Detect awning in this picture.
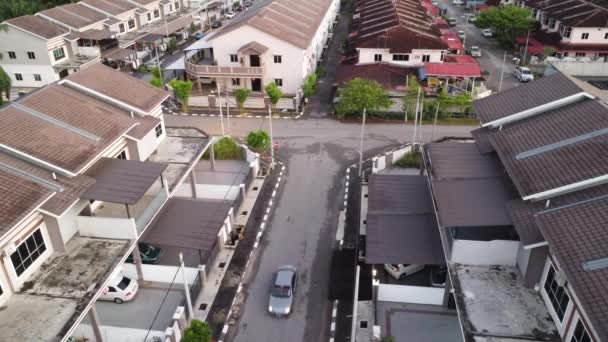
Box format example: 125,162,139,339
82,158,167,204
366,213,445,264
142,198,233,260
150,15,193,36
102,47,136,60
137,33,165,43
79,29,115,40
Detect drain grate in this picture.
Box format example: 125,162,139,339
219,262,226,268
360,321,368,329
199,303,208,310
253,186,259,191
241,211,248,215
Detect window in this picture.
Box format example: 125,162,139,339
7,51,16,59
275,78,283,86
155,124,163,138
232,78,240,86
116,150,127,159
570,319,591,342
230,54,238,63
53,47,65,61
175,1,180,9
548,18,556,29
542,15,549,26
119,23,125,33
147,13,152,21
154,9,160,18
27,51,35,59
15,73,23,81
605,32,608,39
273,55,282,63
34,74,41,82
561,25,572,38
392,54,409,61
581,32,589,40
543,264,570,322
532,9,538,18
78,39,94,47
169,4,173,11
10,229,46,277
374,54,382,62
575,52,586,57
128,19,135,29
422,54,431,62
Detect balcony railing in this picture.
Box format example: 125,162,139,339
185,61,264,78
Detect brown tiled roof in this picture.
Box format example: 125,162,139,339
334,63,416,90
130,0,159,4
535,197,608,342
210,0,333,49
66,63,170,113
127,115,161,140
38,3,107,29
357,26,448,53
470,127,495,154
80,0,138,16
473,72,583,125
5,15,68,39
426,142,504,180
490,99,608,197
524,0,608,27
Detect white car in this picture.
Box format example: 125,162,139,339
481,29,494,38
99,275,138,304
226,11,236,19
431,0,438,4
457,30,465,40
469,46,481,57
515,66,534,82
384,264,425,280
452,0,464,4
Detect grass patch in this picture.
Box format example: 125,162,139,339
394,151,421,168
203,137,243,160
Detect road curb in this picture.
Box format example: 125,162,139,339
163,107,302,120
329,299,339,342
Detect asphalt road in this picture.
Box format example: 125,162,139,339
165,114,475,342
441,0,521,92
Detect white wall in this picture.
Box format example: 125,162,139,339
57,199,89,243
76,216,139,240
357,48,444,66
123,263,199,284
569,27,608,44
516,242,531,277
377,284,445,305
136,120,164,161
174,183,240,200
451,239,519,266
548,57,608,76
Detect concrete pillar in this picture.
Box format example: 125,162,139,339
42,215,66,254
209,143,216,170
172,306,187,334
132,243,145,282
165,327,177,342
189,170,198,199
89,304,105,342
239,183,246,201
198,264,207,285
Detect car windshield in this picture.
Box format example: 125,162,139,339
271,285,291,298
117,277,131,290
521,69,531,74
140,245,155,255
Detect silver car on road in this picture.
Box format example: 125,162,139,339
268,265,297,317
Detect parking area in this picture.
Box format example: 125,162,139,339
439,0,521,92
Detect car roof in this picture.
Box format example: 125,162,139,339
275,267,295,286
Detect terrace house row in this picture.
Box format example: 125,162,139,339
0,64,259,341
0,0,197,89
363,72,608,342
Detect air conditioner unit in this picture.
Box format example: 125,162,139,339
555,269,567,287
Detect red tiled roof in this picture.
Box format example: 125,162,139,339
444,55,476,64
441,30,463,51
516,37,545,54
335,63,417,89
424,62,481,77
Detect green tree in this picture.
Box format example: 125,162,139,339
169,79,193,112
189,22,197,34
335,78,392,117
150,66,162,79
182,319,211,342
403,75,422,120
0,23,12,104
246,130,270,150
475,5,535,47
234,88,251,112
203,137,242,160
167,38,178,53
149,77,162,88
302,73,317,98
265,82,283,109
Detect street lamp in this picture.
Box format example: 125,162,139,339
358,107,366,177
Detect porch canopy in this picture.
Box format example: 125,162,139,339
102,47,136,60
82,157,167,204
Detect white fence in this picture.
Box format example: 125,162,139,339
451,239,519,266
123,263,200,285
377,284,445,305
71,324,165,342
372,145,413,174
547,57,608,77
76,216,138,240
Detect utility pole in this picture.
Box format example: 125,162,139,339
522,30,530,66
412,87,421,145
268,104,274,169
358,107,367,177
217,82,225,136
179,253,194,319
499,51,507,92
431,100,440,142
225,85,231,135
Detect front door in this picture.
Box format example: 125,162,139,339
249,55,260,67
251,78,262,92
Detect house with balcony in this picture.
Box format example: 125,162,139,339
518,0,608,59
183,0,340,97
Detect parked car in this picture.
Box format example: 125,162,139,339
430,266,448,288
467,15,477,23
99,274,138,304
515,66,534,82
268,265,297,317
384,264,425,280
244,0,253,7
481,28,494,38
469,46,481,57
193,32,205,40
226,11,236,19
126,243,164,264
211,20,222,28
448,17,457,26
457,30,465,40
452,0,464,4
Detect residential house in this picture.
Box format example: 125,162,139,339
184,0,341,96
518,0,608,59
0,64,260,341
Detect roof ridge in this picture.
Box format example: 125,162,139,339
0,160,64,192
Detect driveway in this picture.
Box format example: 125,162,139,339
440,0,521,92
166,114,475,342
